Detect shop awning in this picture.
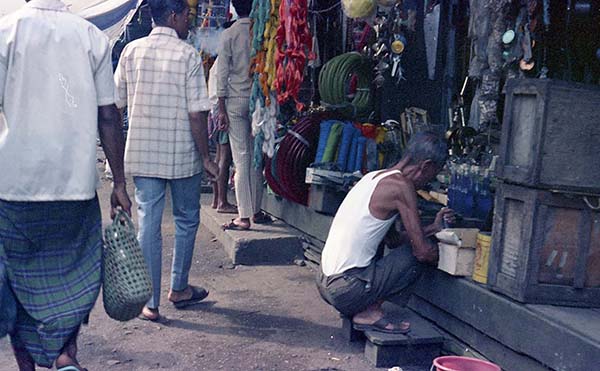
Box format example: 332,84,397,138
0,0,143,42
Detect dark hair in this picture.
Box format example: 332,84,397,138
148,0,187,25
231,0,252,16
404,131,448,167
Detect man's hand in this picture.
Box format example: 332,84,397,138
203,158,219,181
217,109,230,131
433,207,456,233
415,242,439,265
110,183,132,219
217,97,229,131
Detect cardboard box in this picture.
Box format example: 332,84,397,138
437,243,476,276
435,228,480,248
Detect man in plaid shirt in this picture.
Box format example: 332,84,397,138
114,0,218,321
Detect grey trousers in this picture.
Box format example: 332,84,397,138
316,246,424,316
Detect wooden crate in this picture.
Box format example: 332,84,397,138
488,183,600,306
497,78,600,194
307,184,346,215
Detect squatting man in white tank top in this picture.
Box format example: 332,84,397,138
317,132,455,334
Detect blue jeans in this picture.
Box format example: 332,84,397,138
134,174,202,309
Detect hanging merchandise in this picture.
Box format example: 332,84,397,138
318,52,374,120
249,0,282,168
423,0,441,80
342,0,376,19
249,0,271,113
388,2,410,84
266,0,282,90
265,114,331,205
274,0,314,111
251,93,279,166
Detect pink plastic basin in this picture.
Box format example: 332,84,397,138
433,356,502,371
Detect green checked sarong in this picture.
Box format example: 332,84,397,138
0,197,102,368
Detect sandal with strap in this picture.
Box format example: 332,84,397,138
353,317,411,334
170,286,209,309
222,219,250,230
253,212,273,224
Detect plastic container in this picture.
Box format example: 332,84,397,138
432,356,501,371
472,232,492,284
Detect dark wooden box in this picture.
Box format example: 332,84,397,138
308,184,345,215
488,182,600,306
497,78,600,194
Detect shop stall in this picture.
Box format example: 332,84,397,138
221,0,600,369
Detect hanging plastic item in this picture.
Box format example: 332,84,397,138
341,0,376,19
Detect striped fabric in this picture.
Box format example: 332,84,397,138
0,197,102,367
226,97,264,219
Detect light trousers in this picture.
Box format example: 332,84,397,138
226,97,264,219
133,173,202,309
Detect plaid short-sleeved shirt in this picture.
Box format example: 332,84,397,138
114,27,210,179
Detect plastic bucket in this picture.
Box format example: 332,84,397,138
472,232,491,284
432,356,501,371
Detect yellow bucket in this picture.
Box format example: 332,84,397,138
472,232,492,284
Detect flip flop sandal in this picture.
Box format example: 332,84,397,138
253,212,273,224
222,219,250,230
353,318,411,334
57,366,87,371
217,205,238,214
171,286,209,309
138,308,161,322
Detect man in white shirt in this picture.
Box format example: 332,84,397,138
217,0,272,230
0,0,131,370
317,132,453,334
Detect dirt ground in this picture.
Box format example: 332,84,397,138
0,171,403,371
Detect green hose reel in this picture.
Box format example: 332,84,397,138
318,52,374,121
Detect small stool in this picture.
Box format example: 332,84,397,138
362,314,444,368
340,315,365,343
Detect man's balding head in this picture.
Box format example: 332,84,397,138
404,131,448,168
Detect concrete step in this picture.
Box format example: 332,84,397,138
200,195,304,265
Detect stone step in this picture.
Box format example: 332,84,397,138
200,195,304,265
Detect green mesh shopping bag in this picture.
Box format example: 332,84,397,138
102,209,152,321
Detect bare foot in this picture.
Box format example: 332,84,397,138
211,199,218,209
216,203,237,214
55,336,86,371
56,354,85,371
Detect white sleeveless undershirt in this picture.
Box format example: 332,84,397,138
321,170,401,276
